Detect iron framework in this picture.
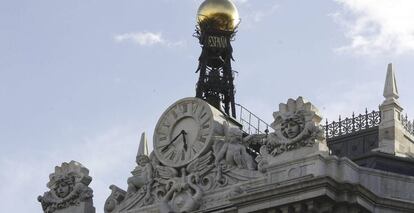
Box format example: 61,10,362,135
194,22,237,118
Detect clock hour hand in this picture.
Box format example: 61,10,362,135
182,130,188,151
161,130,185,152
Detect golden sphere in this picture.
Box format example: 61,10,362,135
197,0,240,31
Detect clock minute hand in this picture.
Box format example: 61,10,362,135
161,130,185,152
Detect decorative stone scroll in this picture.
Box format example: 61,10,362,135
38,161,95,213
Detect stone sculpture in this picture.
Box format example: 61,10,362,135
264,97,324,155
157,151,213,213
159,171,204,212
102,97,330,212
213,122,255,171
126,133,154,204
255,97,326,172
38,161,95,213
104,133,158,212
104,123,263,212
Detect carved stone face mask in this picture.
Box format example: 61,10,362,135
282,120,301,139
55,181,71,198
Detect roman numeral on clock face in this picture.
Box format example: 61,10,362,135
191,102,199,115
157,130,168,142
172,101,192,118
199,111,207,120
179,102,188,114
166,150,176,161
201,118,210,129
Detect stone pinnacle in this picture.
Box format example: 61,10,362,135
383,63,399,101
137,132,148,157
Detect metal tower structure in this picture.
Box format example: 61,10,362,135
194,0,240,118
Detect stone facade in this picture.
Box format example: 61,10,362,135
38,64,414,213
101,94,414,213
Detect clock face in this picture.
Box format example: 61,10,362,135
153,98,217,168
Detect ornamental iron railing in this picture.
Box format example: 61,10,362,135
401,114,414,137
235,103,270,135
324,109,381,139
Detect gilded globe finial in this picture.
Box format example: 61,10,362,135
197,0,240,31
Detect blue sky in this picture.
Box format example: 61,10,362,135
1,0,414,212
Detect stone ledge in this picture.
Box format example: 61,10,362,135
54,202,95,213
230,176,414,213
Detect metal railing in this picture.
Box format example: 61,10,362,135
235,103,271,135
401,114,414,137
324,109,381,139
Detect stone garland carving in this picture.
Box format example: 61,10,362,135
105,126,262,213
38,161,94,213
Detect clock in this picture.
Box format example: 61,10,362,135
153,97,228,168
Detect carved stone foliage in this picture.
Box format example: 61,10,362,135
105,124,263,213
38,161,94,213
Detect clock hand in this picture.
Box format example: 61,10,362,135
161,130,185,152
182,130,188,151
